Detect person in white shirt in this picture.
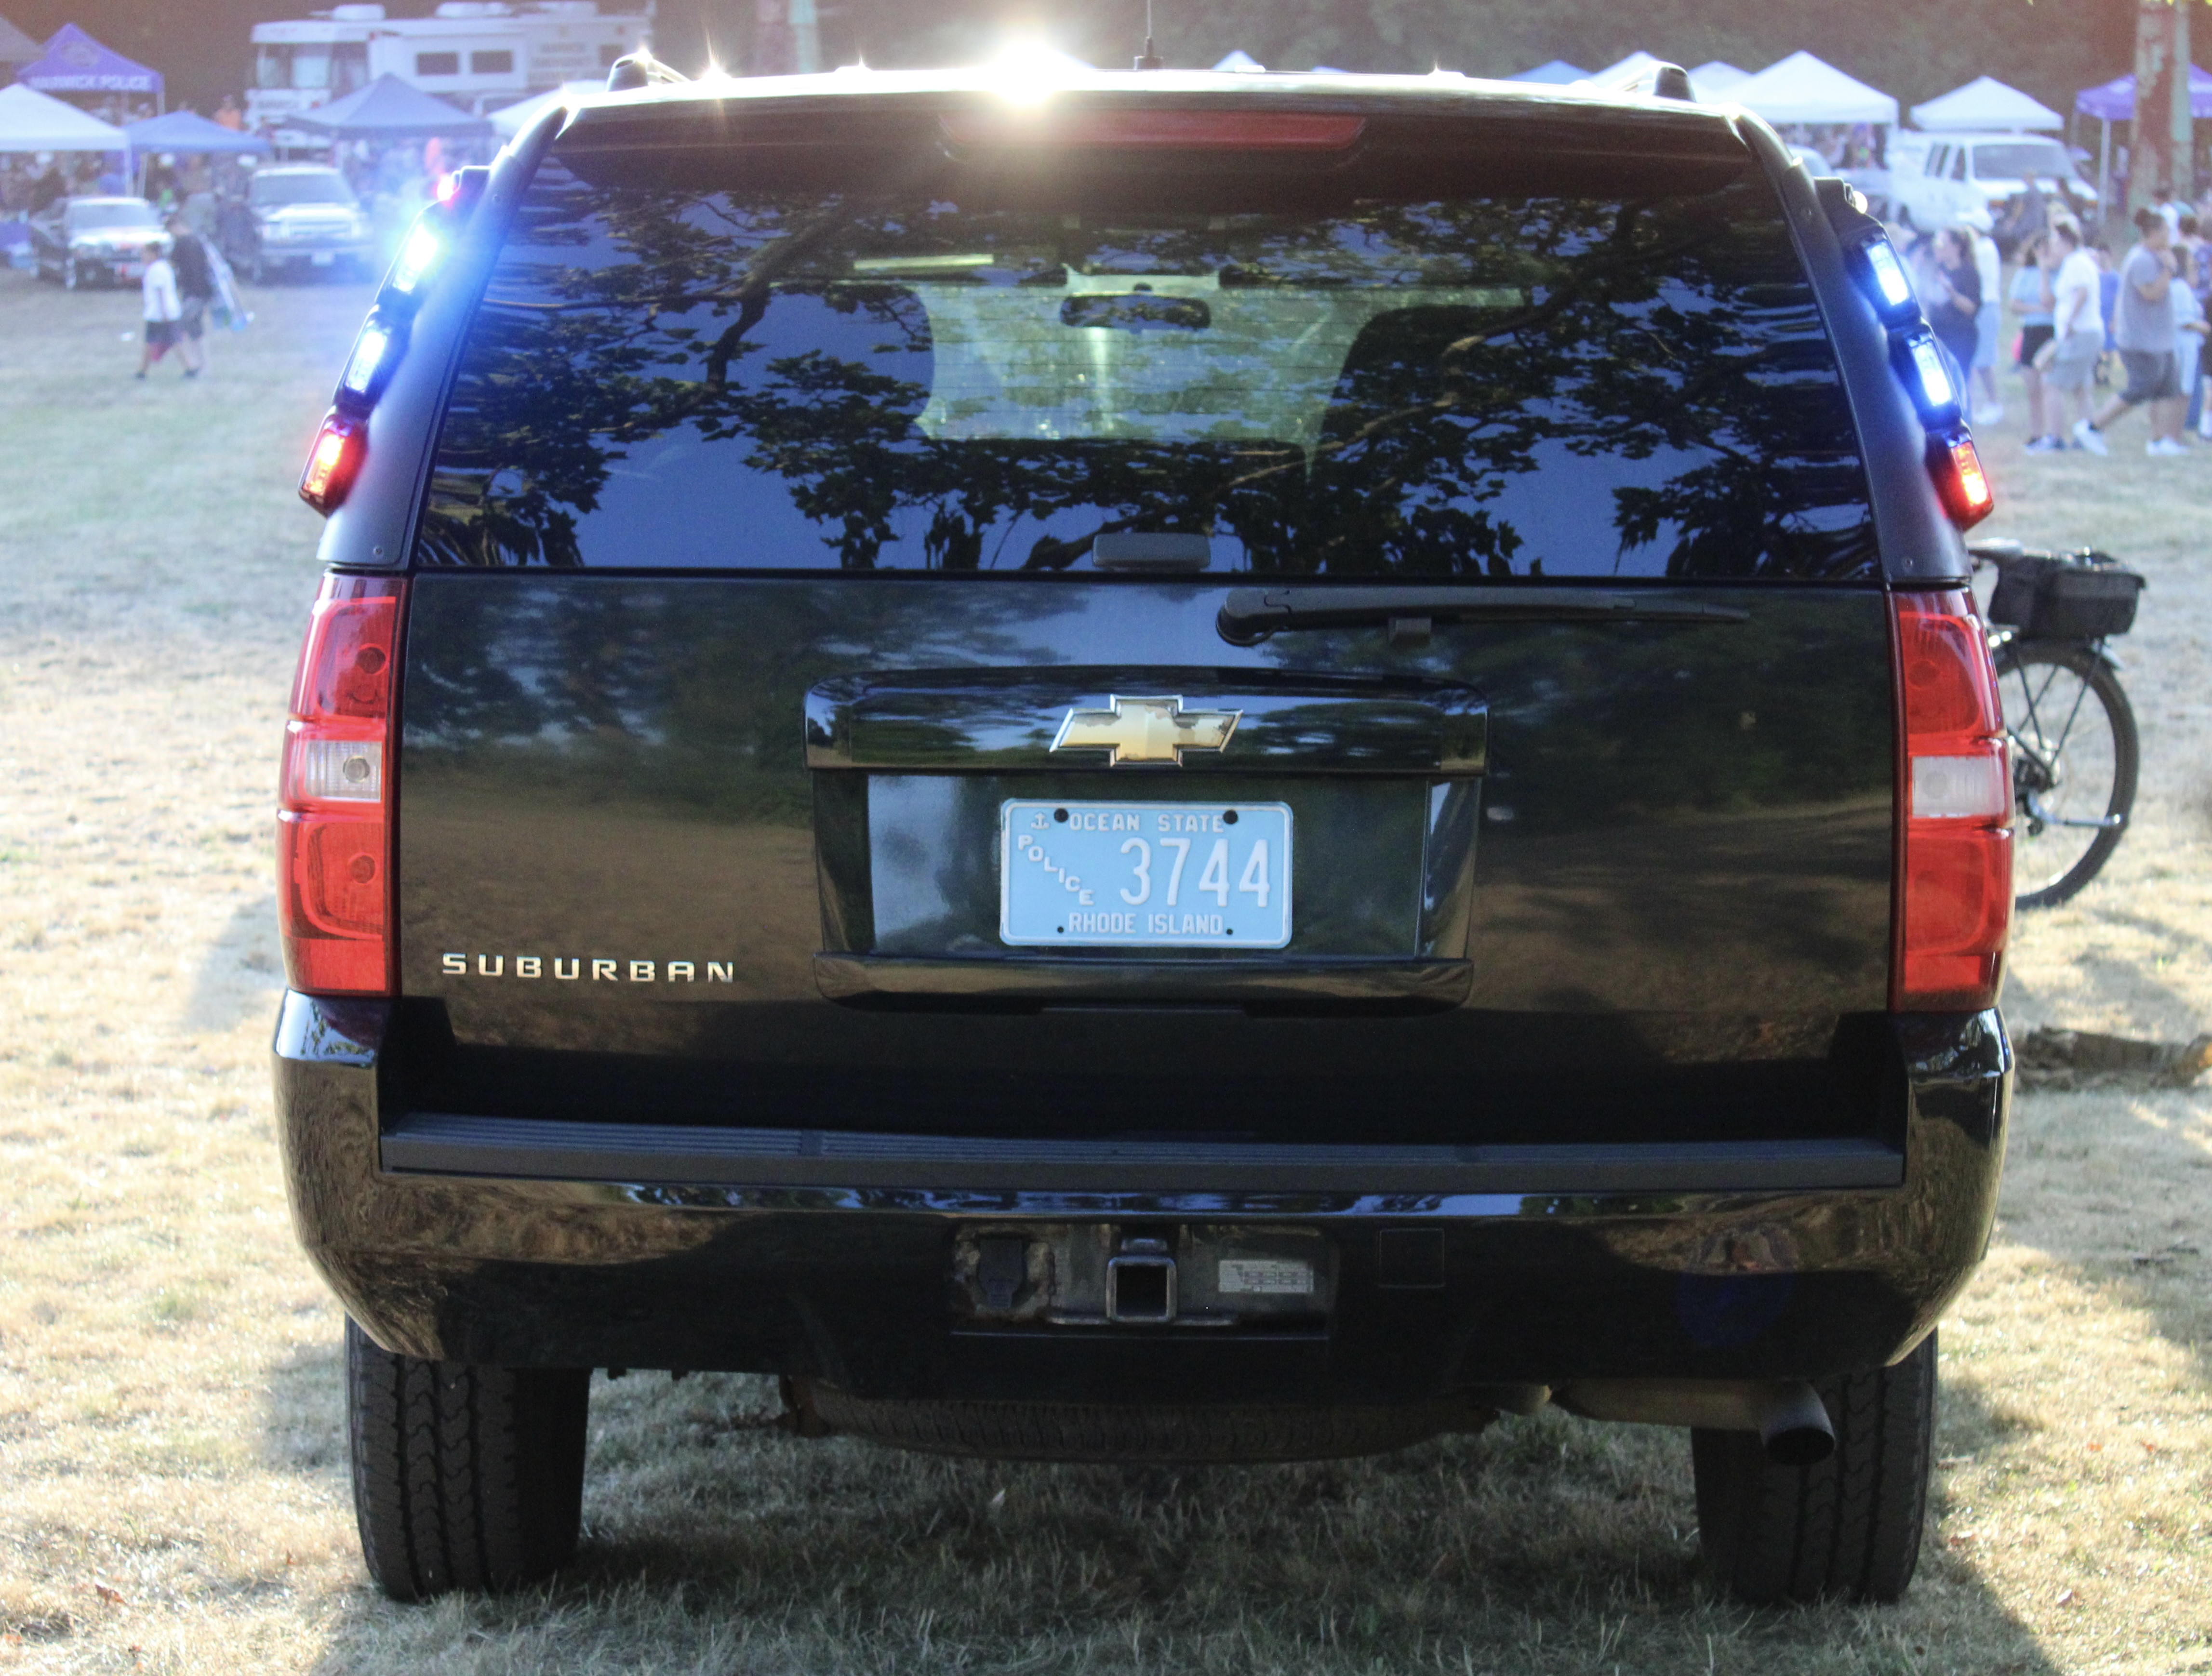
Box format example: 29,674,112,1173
1970,225,2004,425
2172,277,2208,439
135,241,191,380
2036,220,2103,444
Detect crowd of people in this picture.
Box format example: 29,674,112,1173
1891,193,2212,459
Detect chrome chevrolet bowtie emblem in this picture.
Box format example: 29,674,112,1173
1051,695,1241,765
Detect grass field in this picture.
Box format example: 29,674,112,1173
0,263,2208,1675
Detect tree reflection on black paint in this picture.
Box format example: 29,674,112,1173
415,161,1877,579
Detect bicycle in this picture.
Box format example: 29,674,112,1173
1967,540,2145,909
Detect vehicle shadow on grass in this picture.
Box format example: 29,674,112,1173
179,894,283,1036
300,1367,2067,1675
2000,1084,2212,1389
258,1335,347,1480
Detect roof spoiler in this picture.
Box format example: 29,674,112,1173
607,47,690,93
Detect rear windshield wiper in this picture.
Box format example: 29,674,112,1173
1217,586,1752,645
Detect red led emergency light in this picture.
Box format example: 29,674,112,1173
1928,431,1994,528
941,109,1367,151
299,412,366,514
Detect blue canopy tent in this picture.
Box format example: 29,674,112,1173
289,74,491,140
125,109,271,156
2072,65,2212,213
125,109,270,202
17,23,161,114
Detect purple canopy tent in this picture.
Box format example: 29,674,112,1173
2073,65,2212,210
2073,65,2212,123
17,23,162,114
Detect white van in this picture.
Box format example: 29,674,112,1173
1888,131,2097,246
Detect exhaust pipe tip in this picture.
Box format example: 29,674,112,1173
1759,1382,1836,1466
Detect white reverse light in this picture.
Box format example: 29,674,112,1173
1911,752,2009,821
289,735,383,802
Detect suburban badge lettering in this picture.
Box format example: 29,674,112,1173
440,952,733,982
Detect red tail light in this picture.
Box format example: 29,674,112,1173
279,574,403,995
1892,590,2012,1011
941,110,1366,151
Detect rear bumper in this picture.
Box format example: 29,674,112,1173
275,992,2009,1402
258,241,374,264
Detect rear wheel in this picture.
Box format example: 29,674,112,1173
1995,642,2137,908
1692,1333,1936,1604
344,1318,590,1601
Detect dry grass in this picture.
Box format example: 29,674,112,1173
0,265,2209,1674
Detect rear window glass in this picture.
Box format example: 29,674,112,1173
416,131,1877,579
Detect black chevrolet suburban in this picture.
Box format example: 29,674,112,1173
274,58,2014,1607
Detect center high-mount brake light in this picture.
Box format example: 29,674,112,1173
1892,590,2012,1011
941,109,1367,150
279,573,404,996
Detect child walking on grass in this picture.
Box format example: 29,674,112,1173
134,240,194,381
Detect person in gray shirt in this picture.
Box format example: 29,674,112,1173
2078,208,2187,455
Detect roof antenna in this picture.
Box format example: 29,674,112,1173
1134,0,1162,69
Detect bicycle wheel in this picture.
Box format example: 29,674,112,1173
1992,641,2138,908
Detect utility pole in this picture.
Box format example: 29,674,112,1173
2129,0,2192,216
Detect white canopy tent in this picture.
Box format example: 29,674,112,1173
0,81,127,153
1909,75,2063,133
1212,50,1266,73
1689,60,1751,100
1730,51,1898,126
490,80,604,139
1510,59,1587,85
1582,51,1665,87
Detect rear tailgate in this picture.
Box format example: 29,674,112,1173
390,93,1898,1153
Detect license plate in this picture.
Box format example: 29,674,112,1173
999,799,1292,948
310,252,335,266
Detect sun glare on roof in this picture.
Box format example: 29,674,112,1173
984,40,1093,103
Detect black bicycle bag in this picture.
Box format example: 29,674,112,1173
1987,549,2145,639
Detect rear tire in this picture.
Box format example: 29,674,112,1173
1692,1332,1936,1604
344,1318,590,1601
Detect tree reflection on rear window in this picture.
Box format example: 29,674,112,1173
416,142,1877,579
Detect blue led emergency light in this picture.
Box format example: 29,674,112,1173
1891,327,1961,425
1843,232,1922,331
1861,240,1913,315
389,220,445,296
339,319,393,401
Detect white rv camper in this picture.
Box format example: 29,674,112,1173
247,2,648,128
